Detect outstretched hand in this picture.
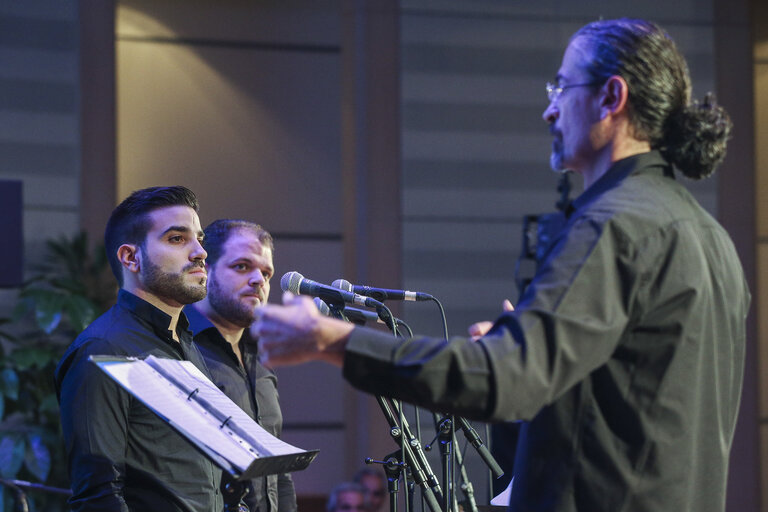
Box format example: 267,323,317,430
253,292,354,367
468,299,514,340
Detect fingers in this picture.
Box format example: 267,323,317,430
468,321,493,340
468,300,514,340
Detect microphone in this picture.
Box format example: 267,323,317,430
331,280,414,336
282,272,382,309
345,307,386,326
313,297,357,322
331,280,384,325
332,278,432,302
313,297,331,316
315,295,386,325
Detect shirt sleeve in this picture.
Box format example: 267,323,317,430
343,213,635,422
58,338,131,511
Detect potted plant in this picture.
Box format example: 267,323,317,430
0,232,116,511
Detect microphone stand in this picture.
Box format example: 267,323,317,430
330,297,439,512
376,396,443,512
455,417,504,480
434,415,458,512
390,399,444,507
366,452,406,512
223,481,249,512
452,431,479,512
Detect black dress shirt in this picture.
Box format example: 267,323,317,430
186,305,297,512
55,290,223,512
342,152,750,511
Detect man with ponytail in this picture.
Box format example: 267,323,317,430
253,18,750,512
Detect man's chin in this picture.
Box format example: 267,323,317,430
177,283,207,304
549,155,573,174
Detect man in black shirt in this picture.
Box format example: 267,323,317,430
55,186,223,511
186,219,296,512
252,18,750,512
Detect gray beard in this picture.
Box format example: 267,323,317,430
549,146,569,174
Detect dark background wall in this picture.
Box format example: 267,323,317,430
0,0,760,508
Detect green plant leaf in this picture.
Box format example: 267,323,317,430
39,394,59,415
0,435,25,478
0,319,16,344
33,291,65,334
0,369,19,401
24,433,51,482
63,295,98,333
9,348,52,371
0,329,14,344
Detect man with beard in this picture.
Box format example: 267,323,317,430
185,219,296,512
55,186,223,511
253,18,750,512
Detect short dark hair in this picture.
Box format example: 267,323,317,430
203,219,274,267
326,482,367,512
574,18,731,179
104,186,199,286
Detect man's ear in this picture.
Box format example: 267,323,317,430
117,244,141,275
600,75,629,119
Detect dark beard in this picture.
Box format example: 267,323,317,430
207,276,255,328
142,256,207,305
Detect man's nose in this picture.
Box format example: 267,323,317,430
191,239,207,261
542,102,558,124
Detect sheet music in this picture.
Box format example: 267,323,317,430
143,356,307,457
92,355,314,475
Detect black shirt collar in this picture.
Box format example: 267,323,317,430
117,289,192,341
185,304,246,367
567,150,672,217
185,303,218,337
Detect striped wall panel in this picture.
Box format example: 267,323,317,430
0,1,81,308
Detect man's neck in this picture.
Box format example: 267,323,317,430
581,118,652,190
192,301,245,363
122,285,184,341
582,139,651,190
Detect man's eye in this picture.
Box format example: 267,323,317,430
233,263,247,271
169,235,183,243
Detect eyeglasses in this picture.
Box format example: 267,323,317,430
545,81,599,103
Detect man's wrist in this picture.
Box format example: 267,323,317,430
316,317,355,366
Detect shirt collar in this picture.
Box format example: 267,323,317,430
117,288,191,340
567,150,671,217
184,303,218,336
184,304,246,366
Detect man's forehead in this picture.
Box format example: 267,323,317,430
339,491,364,502
557,38,590,80
147,205,202,232
223,231,272,260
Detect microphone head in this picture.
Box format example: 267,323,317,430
331,278,353,292
313,297,331,316
281,271,304,294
